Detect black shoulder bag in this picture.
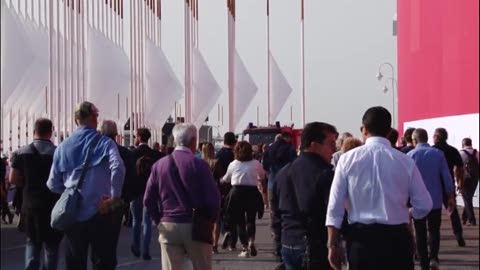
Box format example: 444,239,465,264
168,155,214,244
50,136,100,231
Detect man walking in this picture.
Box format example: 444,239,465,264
460,138,479,226
215,132,237,250
401,127,416,153
144,123,220,270
100,120,136,264
9,118,63,270
274,122,338,269
408,128,455,270
433,127,466,246
130,128,164,260
327,106,432,270
47,101,125,270
263,132,297,262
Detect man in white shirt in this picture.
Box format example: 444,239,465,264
326,106,433,270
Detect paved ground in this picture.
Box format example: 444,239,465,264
1,208,478,270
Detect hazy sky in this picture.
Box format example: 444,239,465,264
7,0,398,138
159,0,398,137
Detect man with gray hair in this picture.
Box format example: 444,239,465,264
47,101,125,270
144,123,220,270
100,120,136,264
408,128,454,270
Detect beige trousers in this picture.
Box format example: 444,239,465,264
158,222,212,270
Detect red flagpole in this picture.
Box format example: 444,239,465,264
184,0,191,123
267,0,271,125
300,0,305,127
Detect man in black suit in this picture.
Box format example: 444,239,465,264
130,128,164,260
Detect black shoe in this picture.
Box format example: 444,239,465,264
212,245,219,254
274,262,286,270
130,245,140,257
7,213,13,224
249,244,257,257
142,254,151,260
221,232,230,250
457,237,466,247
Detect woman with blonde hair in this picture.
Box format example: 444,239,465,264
201,143,223,253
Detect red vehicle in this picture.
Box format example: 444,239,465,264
242,125,302,150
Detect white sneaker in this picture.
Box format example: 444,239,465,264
238,250,250,258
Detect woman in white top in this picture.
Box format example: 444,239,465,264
221,141,265,258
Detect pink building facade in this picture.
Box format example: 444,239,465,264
398,0,479,148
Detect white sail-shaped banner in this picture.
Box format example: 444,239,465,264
9,18,49,117
0,2,35,105
269,52,293,123
233,49,258,130
86,27,130,122
145,39,183,127
192,48,222,129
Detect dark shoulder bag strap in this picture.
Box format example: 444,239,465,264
76,135,101,191
168,155,194,208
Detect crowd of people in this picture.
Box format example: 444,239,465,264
0,101,478,270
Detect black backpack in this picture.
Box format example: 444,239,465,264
462,149,479,180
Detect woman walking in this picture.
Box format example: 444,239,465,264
221,141,265,258
201,142,223,254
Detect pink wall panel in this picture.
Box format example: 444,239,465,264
397,0,479,133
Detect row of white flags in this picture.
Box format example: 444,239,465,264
1,0,294,152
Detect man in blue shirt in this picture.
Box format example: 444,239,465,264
408,128,455,270
47,101,125,270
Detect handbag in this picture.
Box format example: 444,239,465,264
168,155,214,244
50,135,100,231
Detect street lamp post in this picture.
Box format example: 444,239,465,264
376,62,397,128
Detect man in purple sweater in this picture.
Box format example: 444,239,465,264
144,123,220,270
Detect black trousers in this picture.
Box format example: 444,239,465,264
461,178,478,225
64,213,118,270
414,209,442,270
347,223,413,270
443,193,463,238
232,209,257,247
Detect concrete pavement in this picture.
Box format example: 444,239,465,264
2,208,479,270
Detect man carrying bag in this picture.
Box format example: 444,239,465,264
47,102,125,270
144,123,220,270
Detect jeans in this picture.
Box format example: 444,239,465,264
413,209,442,270
25,238,59,270
281,244,306,270
130,197,152,256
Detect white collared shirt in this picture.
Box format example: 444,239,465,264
326,137,432,229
